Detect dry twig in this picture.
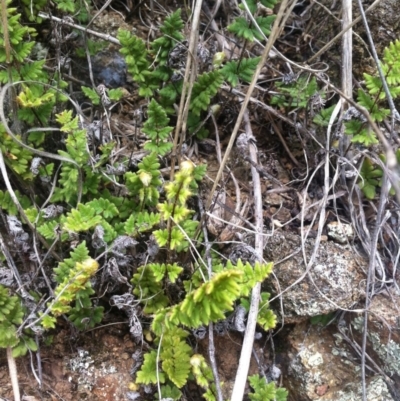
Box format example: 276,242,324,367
230,111,263,401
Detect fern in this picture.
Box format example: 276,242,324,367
0,124,34,179
125,152,163,207
0,285,37,357
0,3,36,63
151,9,184,66
43,255,100,328
149,263,183,283
160,327,192,388
271,76,320,109
190,354,218,401
221,57,261,87
159,384,182,401
136,350,166,385
81,86,101,105
154,161,201,252
37,220,64,241
344,40,400,147
238,0,278,13
358,158,384,199
248,374,288,401
190,71,224,116
225,260,273,297
124,211,160,235
228,16,276,42
131,265,170,314
168,270,242,328
50,110,97,203
118,30,151,84
0,190,31,216
142,99,174,155
63,204,103,232
0,286,24,348
44,242,104,330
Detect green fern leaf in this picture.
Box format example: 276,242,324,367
221,57,260,87
159,384,182,401
144,141,173,155
161,328,192,388
131,265,170,313
169,227,186,250
0,189,30,215
54,242,90,282
170,270,243,327
158,203,191,223
190,71,223,116
12,334,38,357
136,350,166,385
37,220,61,240
257,293,277,330
253,16,276,39
142,99,174,155
99,220,118,243
151,9,184,66
249,374,288,401
150,263,183,282
20,60,47,80
153,229,169,247
118,30,150,83
124,211,160,235
87,198,119,219
228,17,256,41
81,86,100,105
63,204,102,232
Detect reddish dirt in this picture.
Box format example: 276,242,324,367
0,323,135,401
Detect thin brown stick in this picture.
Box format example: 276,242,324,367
268,114,299,167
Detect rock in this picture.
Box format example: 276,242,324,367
281,321,396,400
91,51,127,88
343,289,400,399
264,232,366,323
327,221,354,244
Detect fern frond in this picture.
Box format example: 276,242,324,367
142,99,174,156
131,265,169,313
87,198,119,219
228,16,276,41
221,57,260,87
161,327,192,388
169,270,243,327
118,30,150,83
190,71,223,116
248,374,288,401
136,350,166,384
151,9,184,66
124,211,160,235
125,153,162,207
63,204,102,232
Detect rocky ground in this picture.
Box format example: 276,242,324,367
1,0,400,400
